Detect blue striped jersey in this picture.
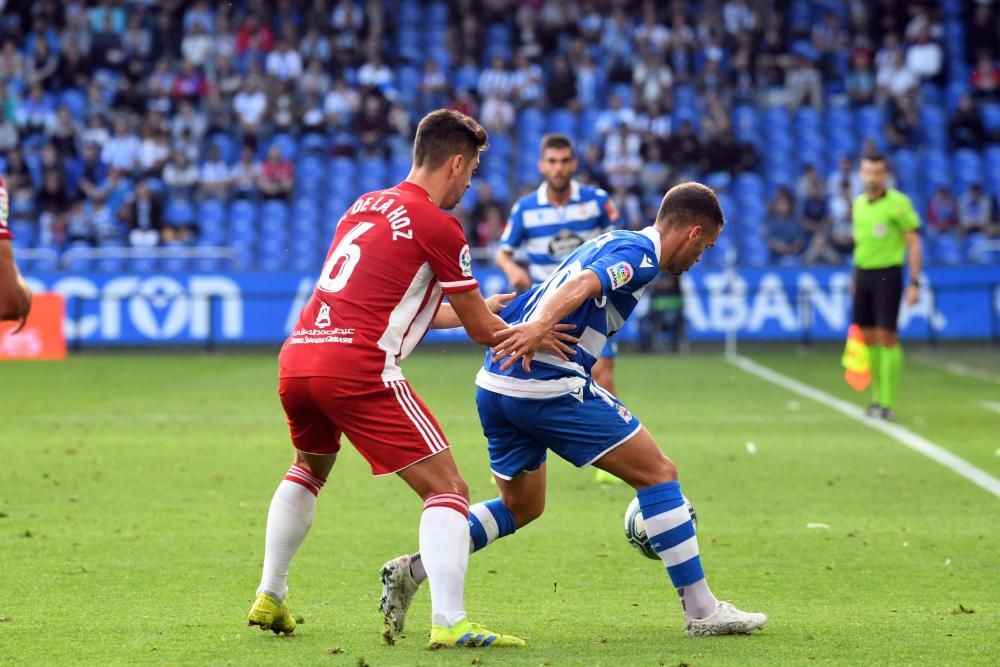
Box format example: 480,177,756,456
477,228,661,399
500,180,620,282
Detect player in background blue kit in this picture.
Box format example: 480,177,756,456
494,134,622,395
382,183,767,639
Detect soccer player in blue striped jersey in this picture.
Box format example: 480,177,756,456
494,134,623,394
382,183,767,639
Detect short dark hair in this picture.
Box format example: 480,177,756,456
861,152,888,166
540,133,574,157
412,109,489,169
655,182,725,230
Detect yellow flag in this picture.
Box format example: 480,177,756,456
841,324,870,392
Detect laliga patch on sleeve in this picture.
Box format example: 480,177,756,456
606,261,634,289
459,244,473,277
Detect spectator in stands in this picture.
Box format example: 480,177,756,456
357,50,394,95
199,145,232,202
876,42,918,104
172,59,208,104
971,52,1000,100
301,92,326,135
800,178,840,264
603,122,642,189
78,142,108,200
766,186,806,263
636,1,671,53
594,94,636,137
827,156,863,200
958,183,999,240
352,94,390,155
214,55,243,99
846,50,877,106
17,82,56,138
785,53,824,110
601,5,633,83
702,128,757,176
481,92,515,133
949,95,986,149
662,119,701,175
233,77,268,138
47,105,81,159
138,124,170,180
828,180,855,257
479,55,512,100
638,142,671,202
257,146,294,201
544,53,577,110
101,116,142,174
299,26,332,65
271,80,299,134
324,75,360,129
54,38,90,91
163,151,200,202
87,192,120,244
37,169,71,248
122,180,163,248
181,21,213,68
121,12,152,64
885,95,920,149
66,199,97,246
230,144,261,200
26,37,58,90
330,0,365,65
266,38,304,83
236,14,274,58
0,39,25,82
905,25,943,82
633,47,673,109
419,59,448,114
510,52,543,107
927,186,959,235
91,14,126,72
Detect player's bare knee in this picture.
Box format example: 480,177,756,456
427,475,469,501
506,496,544,527
632,454,678,489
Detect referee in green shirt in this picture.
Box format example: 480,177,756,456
851,154,923,420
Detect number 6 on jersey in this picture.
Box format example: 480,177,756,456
317,222,375,293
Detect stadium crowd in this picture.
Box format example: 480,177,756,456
0,0,998,271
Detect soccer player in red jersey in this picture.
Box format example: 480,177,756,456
0,175,32,332
247,110,575,648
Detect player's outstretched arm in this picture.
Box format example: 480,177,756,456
492,270,603,372
449,288,579,356
0,240,31,333
494,248,531,290
432,292,516,329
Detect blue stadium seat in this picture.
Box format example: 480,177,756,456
165,198,196,227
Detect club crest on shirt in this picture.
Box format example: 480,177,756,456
872,222,888,238
315,303,332,328
548,230,584,258
459,244,473,278
607,261,633,289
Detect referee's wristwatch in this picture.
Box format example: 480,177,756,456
908,278,921,288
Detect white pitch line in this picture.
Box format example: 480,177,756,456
913,355,1000,385
727,354,1000,500
978,402,1000,416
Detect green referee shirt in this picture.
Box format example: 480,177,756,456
851,188,921,269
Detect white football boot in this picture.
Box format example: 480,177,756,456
379,554,420,640
684,601,768,636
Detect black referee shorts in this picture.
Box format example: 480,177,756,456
852,266,903,331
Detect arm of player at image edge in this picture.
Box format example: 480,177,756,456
904,230,922,306
432,291,517,329
0,240,32,334
445,287,579,358
494,247,532,290
492,269,603,372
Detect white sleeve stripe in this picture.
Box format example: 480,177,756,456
439,278,478,288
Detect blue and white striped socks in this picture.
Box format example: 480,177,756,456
637,481,718,619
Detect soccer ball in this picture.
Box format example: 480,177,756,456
624,495,697,560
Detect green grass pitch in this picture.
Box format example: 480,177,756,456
2,347,998,665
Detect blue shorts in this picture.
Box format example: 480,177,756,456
476,381,642,480
599,340,618,360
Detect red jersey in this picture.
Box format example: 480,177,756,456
0,176,11,241
279,181,478,381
